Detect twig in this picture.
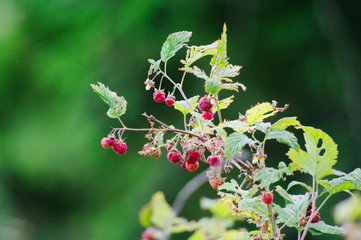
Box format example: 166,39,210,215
142,113,204,140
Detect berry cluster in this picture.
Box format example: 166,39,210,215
306,204,321,223
198,96,214,120
153,90,175,107
101,134,127,155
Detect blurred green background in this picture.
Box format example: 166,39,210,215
0,0,360,239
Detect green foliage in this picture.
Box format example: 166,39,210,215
181,41,218,68
308,221,344,235
245,102,278,126
225,132,253,159
265,128,299,149
91,82,127,118
318,168,361,195
254,162,293,189
288,126,338,179
148,59,161,76
161,31,192,62
270,117,301,130
213,96,234,112
275,186,310,228
173,96,199,115
220,120,248,133
139,191,176,228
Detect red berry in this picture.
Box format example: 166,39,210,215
186,161,199,171
101,137,111,148
113,140,127,155
207,155,221,167
165,144,173,151
153,90,165,103
165,97,175,106
198,97,213,111
141,230,154,240
261,192,273,205
187,150,200,164
202,110,214,120
306,204,321,223
310,212,321,223
167,151,182,163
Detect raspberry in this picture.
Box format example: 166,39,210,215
165,144,173,151
198,96,213,111
113,140,127,155
101,137,111,148
153,90,166,103
261,192,273,205
202,110,214,120
167,151,182,163
207,155,221,167
186,161,199,171
209,176,225,189
165,96,175,106
141,229,154,240
306,204,321,223
187,150,200,164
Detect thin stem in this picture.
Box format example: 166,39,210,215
159,70,204,133
267,204,276,238
297,229,301,240
180,71,187,89
183,114,188,131
142,113,204,140
230,159,244,171
300,177,318,240
215,95,223,123
117,117,127,128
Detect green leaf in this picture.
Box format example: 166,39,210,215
309,221,344,235
139,203,152,227
237,197,261,211
149,191,176,228
212,64,242,82
200,198,232,218
213,95,234,112
220,120,248,133
245,102,278,126
182,41,218,67
287,126,338,179
223,230,250,240
270,117,301,130
205,78,221,94
274,187,310,227
188,230,206,240
174,96,199,115
147,59,161,75
255,122,271,134
253,162,293,189
318,168,361,195
225,132,253,160
211,24,228,69
91,82,127,118
187,66,210,81
287,181,312,192
265,128,299,149
218,179,239,193
161,31,192,62
221,82,246,92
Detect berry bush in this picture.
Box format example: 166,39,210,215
91,25,361,240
